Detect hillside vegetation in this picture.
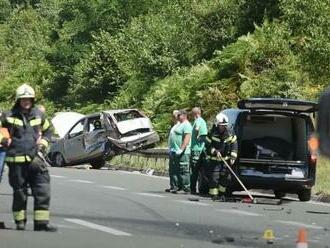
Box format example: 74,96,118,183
0,0,329,138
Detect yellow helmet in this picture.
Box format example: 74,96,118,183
15,84,35,101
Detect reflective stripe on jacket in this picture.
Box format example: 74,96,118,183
205,127,238,161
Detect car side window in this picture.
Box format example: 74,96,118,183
68,120,84,138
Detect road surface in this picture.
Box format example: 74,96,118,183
1,167,330,247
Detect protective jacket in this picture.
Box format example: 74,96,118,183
205,126,238,162
0,106,51,162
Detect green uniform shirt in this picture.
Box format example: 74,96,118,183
169,120,192,154
168,122,180,152
191,117,208,152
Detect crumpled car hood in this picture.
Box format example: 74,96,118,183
116,118,153,134
51,112,85,138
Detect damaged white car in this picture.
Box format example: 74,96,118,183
48,109,160,169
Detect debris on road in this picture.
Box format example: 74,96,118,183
70,164,92,170
0,221,5,229
188,197,200,202
212,237,225,244
306,210,330,215
224,236,235,243
145,169,155,176
263,207,285,212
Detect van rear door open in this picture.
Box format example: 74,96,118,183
238,98,318,113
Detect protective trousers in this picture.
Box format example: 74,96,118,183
190,151,203,193
169,153,190,191
207,160,231,196
8,156,50,225
169,153,176,190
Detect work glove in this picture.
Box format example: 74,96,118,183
0,137,10,147
216,151,222,158
37,143,47,154
176,148,183,155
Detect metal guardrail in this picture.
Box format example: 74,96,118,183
109,148,169,175
133,148,169,158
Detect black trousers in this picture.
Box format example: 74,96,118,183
8,156,51,225
206,160,231,196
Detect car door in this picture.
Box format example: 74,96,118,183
63,119,86,162
83,115,107,158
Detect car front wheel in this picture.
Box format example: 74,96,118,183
90,158,106,169
274,191,286,199
298,189,312,202
53,153,65,167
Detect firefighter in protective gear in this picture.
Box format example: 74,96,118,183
205,113,238,199
0,84,57,232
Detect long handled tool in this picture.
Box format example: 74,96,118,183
219,156,282,205
219,156,255,202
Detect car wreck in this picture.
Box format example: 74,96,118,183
48,109,160,169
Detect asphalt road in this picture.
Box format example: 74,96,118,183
1,167,330,248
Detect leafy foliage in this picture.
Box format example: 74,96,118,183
0,0,328,139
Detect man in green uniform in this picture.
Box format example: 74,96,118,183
166,110,180,192
190,107,208,194
168,110,192,194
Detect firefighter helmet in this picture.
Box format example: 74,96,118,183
15,84,35,101
215,113,229,126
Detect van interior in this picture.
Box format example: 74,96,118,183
239,113,309,178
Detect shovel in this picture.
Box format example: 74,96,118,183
219,155,255,202
219,156,282,205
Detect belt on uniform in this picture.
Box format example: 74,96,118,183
5,155,32,163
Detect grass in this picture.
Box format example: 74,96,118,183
314,156,330,195
109,154,169,175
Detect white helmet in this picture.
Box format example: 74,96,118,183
215,113,229,126
15,84,35,101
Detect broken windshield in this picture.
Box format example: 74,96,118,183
113,110,144,122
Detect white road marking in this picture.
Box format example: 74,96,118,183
102,186,127,191
308,201,330,207
135,192,166,198
118,170,169,180
69,179,94,184
275,220,324,230
216,209,262,217
50,175,66,178
65,219,132,236
176,200,210,207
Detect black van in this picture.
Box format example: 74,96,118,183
199,98,318,201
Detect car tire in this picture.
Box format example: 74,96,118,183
274,191,286,199
298,189,312,202
90,159,105,169
53,153,65,167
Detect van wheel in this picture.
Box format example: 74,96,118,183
54,153,65,167
274,191,286,199
298,189,312,202
90,159,105,169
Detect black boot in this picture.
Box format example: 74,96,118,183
16,221,26,231
34,223,58,232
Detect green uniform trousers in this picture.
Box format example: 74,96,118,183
190,151,203,193
169,153,190,191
